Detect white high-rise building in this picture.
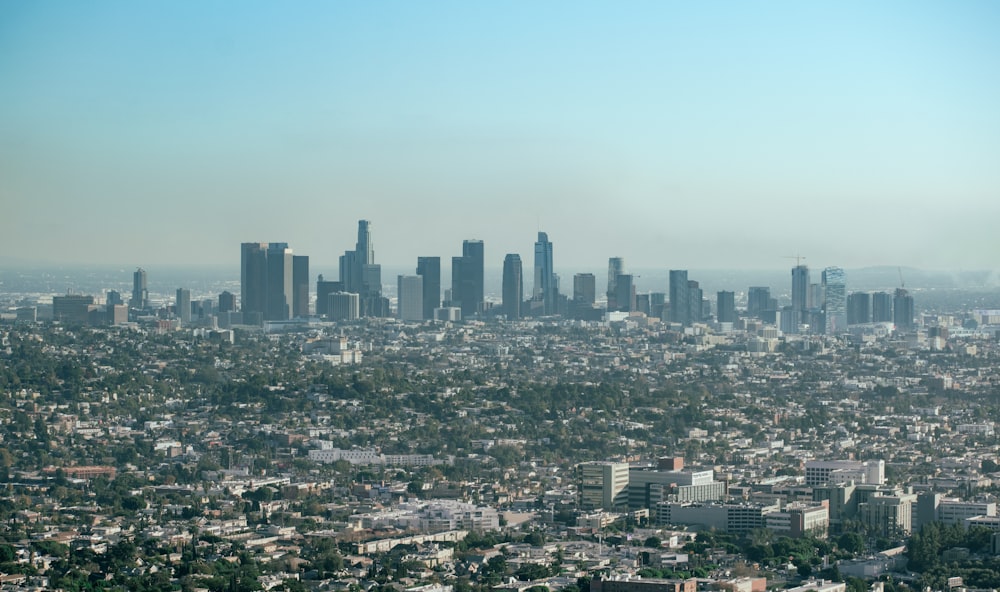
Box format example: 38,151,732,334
397,275,424,322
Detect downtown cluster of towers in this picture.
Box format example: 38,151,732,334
231,219,917,333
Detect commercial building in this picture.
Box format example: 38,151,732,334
417,257,441,320
502,254,523,321
397,275,424,322
580,461,630,511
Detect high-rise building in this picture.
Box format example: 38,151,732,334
502,254,523,320
316,275,343,317
580,461,630,511
791,265,810,325
688,280,703,324
747,286,771,318
573,273,596,307
292,255,309,318
893,288,915,331
452,240,484,318
107,290,123,307
176,288,191,324
330,292,360,321
397,275,424,322
615,274,636,313
822,267,847,334
265,243,293,321
717,291,736,324
416,257,441,321
533,232,556,315
669,270,690,325
607,257,625,311
872,292,893,322
218,291,236,314
132,268,148,310
339,220,386,317
53,295,96,324
240,242,301,323
847,292,871,325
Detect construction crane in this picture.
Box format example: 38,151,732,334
784,254,807,266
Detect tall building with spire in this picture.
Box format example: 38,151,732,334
339,220,387,317
502,254,523,320
533,232,556,315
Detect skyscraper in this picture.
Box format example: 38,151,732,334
573,273,596,307
241,242,269,320
218,291,236,314
717,291,736,324
688,280,703,324
533,232,556,315
292,255,309,318
452,240,484,318
847,292,871,325
893,288,915,331
747,286,771,318
822,267,847,334
669,270,690,325
791,265,810,324
502,254,523,320
872,292,893,322
615,274,636,313
339,220,386,317
131,268,148,310
397,275,424,322
607,257,625,311
416,257,441,321
176,288,191,324
265,242,293,321
240,241,300,323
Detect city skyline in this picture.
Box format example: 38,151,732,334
2,2,999,270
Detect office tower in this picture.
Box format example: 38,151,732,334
502,254,523,320
330,292,360,321
607,257,625,310
669,270,690,325
241,242,268,317
533,232,556,315
132,268,148,310
650,292,667,319
747,286,771,318
176,288,191,324
636,293,650,315
573,273,596,307
338,220,386,317
847,292,871,325
315,275,342,317
218,291,236,314
893,288,915,331
615,274,636,313
397,275,424,322
107,290,123,307
717,291,736,324
416,257,441,320
265,243,293,321
241,241,301,323
791,265,810,322
452,240,484,318
292,255,309,318
688,280,703,324
872,292,893,322
580,461,630,511
821,267,847,334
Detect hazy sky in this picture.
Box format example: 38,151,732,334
2,1,998,272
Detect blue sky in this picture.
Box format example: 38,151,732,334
1,1,998,271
